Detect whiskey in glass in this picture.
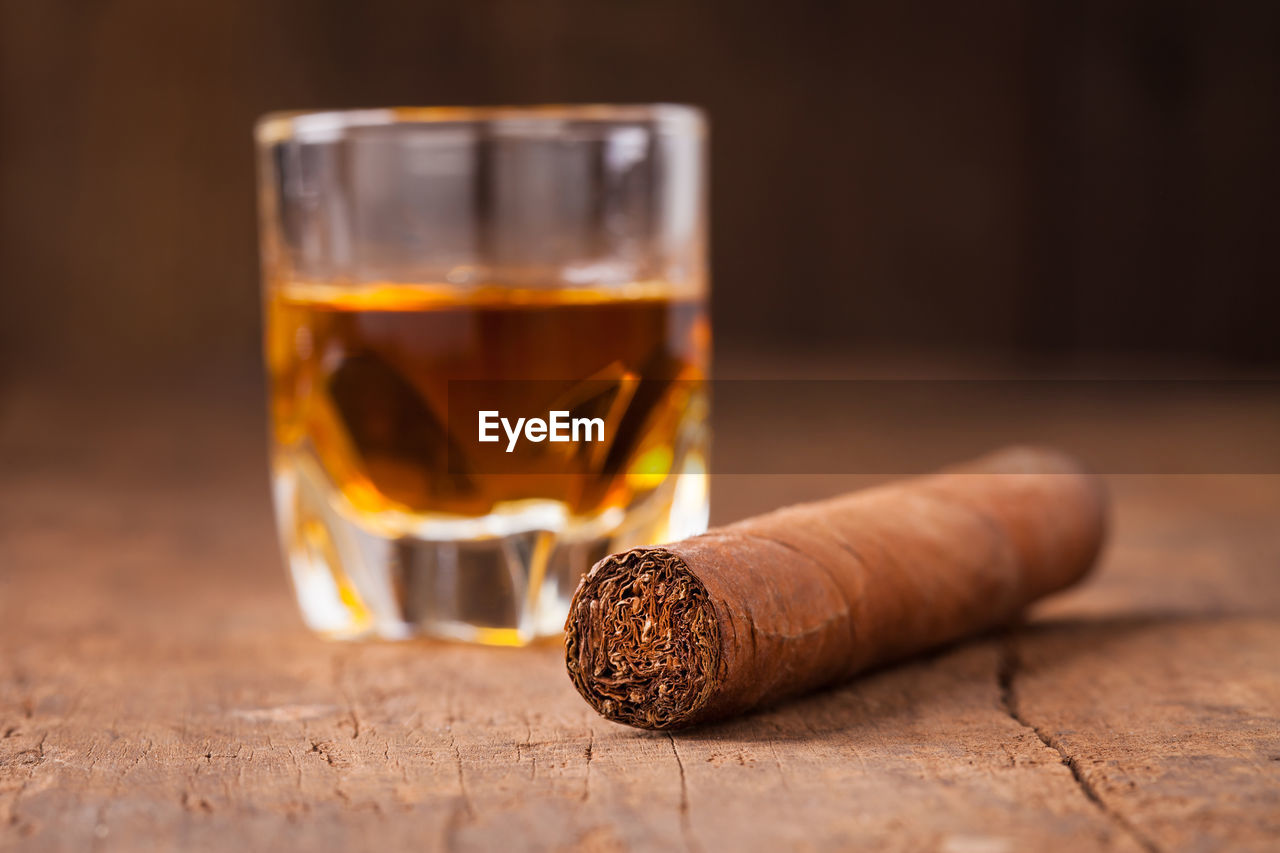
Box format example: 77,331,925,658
256,106,709,644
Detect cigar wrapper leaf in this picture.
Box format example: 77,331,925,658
565,447,1108,729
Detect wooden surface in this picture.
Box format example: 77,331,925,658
2,383,1279,852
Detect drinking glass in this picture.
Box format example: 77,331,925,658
255,105,709,645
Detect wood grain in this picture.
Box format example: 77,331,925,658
2,386,1278,851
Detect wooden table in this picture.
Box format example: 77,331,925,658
3,379,1279,851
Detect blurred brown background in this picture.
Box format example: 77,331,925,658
2,0,1278,389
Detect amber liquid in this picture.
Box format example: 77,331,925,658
267,281,709,526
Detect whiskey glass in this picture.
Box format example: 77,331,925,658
255,106,709,645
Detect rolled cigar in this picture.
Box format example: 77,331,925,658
565,447,1107,729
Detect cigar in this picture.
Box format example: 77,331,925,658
565,446,1107,730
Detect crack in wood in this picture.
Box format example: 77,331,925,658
668,734,700,853
309,739,337,767
581,728,593,803
998,634,1161,853
452,739,475,818
2,731,47,838
442,738,476,852
766,740,789,790
519,712,535,779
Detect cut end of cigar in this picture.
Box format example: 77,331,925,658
565,548,720,729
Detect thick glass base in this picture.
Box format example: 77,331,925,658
272,450,709,645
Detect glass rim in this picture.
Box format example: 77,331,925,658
255,103,706,145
